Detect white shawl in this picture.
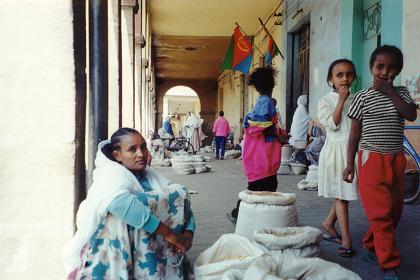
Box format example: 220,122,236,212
63,140,170,274
289,95,309,147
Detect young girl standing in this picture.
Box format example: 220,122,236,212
344,45,417,280
318,59,358,257
228,66,285,222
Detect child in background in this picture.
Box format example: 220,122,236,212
227,66,285,223
318,59,358,257
344,45,417,280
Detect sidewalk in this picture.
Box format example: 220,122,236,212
154,158,420,279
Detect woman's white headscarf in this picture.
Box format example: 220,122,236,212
63,140,170,275
289,95,309,147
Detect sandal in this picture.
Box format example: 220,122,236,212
338,247,355,257
323,233,342,244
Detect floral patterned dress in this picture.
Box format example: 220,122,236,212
78,183,191,279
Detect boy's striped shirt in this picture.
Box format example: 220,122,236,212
348,86,415,154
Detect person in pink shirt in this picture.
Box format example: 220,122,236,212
212,111,230,159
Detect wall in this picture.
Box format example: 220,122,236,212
281,0,342,119
402,0,420,106
401,0,420,150
0,1,75,278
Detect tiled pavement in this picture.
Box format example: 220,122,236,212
154,157,420,279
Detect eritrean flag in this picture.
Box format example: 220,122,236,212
265,35,281,65
221,26,253,74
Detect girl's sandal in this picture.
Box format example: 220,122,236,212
338,247,355,257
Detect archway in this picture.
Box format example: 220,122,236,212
163,86,201,137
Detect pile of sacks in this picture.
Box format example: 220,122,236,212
277,145,293,175
224,150,241,159
171,152,211,175
297,165,318,191
194,234,361,280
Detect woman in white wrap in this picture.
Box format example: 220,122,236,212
289,95,309,164
64,128,195,279
184,112,204,152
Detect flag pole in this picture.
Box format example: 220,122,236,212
258,18,284,60
235,22,265,57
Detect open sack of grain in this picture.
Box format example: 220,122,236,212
235,191,298,240
194,234,264,280
252,227,323,258
220,255,361,280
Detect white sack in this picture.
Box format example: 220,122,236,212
230,255,361,280
238,191,296,206
253,227,322,257
235,202,298,240
194,234,264,280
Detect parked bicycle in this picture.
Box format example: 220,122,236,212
148,130,196,155
404,125,420,204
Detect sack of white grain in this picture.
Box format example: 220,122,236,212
224,150,241,159
194,234,264,280
194,161,208,174
220,255,361,280
235,191,298,240
171,155,195,174
253,227,322,258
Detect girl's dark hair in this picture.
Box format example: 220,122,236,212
369,45,403,74
102,127,140,160
327,59,357,89
247,66,277,95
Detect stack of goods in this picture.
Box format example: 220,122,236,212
171,152,211,175
224,150,241,159
235,191,298,240
277,144,293,175
297,165,318,191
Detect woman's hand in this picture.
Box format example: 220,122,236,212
156,223,188,253
182,231,193,252
342,165,354,183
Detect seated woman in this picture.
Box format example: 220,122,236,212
162,115,175,137
64,128,195,279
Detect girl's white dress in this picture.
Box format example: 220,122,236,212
317,92,358,200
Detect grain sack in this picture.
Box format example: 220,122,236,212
281,144,294,162
221,255,361,280
171,154,195,174
235,191,298,240
296,165,318,191
224,150,241,159
194,234,264,280
277,160,291,175
253,227,322,258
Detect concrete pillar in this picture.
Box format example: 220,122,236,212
108,0,121,133
121,0,135,127
134,12,143,131
0,2,75,278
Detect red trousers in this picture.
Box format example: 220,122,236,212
358,150,406,269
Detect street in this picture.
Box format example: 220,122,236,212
155,157,420,279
